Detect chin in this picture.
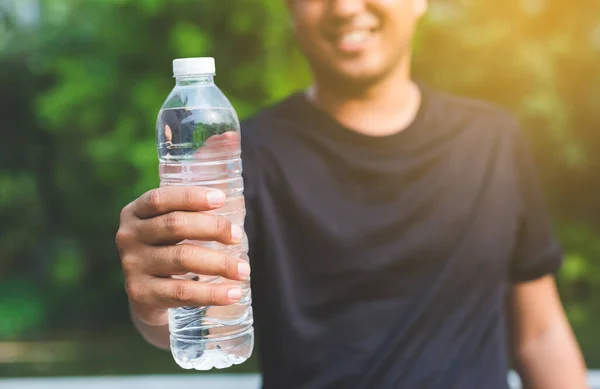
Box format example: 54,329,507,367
321,60,392,88
303,41,404,89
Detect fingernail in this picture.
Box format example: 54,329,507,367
207,191,225,206
231,224,244,242
228,288,243,301
237,262,251,279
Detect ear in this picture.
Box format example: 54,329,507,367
414,0,428,17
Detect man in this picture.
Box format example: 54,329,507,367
116,0,588,388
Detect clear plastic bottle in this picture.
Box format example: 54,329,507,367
156,57,253,370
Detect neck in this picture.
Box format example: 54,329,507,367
307,57,421,137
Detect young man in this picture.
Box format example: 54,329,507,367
116,0,588,388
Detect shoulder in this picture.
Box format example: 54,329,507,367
422,85,522,139
240,93,304,151
241,93,301,132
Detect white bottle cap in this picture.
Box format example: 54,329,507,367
172,57,216,77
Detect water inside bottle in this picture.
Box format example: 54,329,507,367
157,107,254,370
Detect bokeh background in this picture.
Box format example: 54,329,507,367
1,0,599,378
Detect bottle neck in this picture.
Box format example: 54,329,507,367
175,74,214,86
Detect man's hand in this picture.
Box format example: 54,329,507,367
116,186,251,331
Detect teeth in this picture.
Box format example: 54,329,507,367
340,30,370,45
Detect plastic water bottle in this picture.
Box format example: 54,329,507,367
155,57,253,370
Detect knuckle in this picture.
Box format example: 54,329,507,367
218,254,231,274
183,187,197,207
120,253,137,274
208,286,219,305
115,228,134,249
173,283,194,304
165,212,185,235
125,280,143,302
119,203,132,221
149,189,162,212
214,217,231,238
173,245,194,270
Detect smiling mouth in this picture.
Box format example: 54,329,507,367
329,27,379,53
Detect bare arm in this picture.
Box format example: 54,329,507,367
509,275,588,389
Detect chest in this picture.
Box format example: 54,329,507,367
252,127,522,292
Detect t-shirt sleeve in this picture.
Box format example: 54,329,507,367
509,126,563,283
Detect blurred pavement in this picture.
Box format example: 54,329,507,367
1,372,600,388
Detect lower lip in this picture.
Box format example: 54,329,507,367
334,32,377,54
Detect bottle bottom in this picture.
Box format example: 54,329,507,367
170,327,254,370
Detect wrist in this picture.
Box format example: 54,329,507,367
130,305,171,351
129,302,169,327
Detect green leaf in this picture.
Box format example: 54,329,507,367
561,253,589,282
170,22,211,59
52,238,84,286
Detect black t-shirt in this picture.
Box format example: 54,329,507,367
240,85,562,389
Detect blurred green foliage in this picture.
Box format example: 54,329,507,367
0,0,599,373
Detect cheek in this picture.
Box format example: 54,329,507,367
379,11,417,49
372,0,414,8
373,0,419,26
291,10,324,44
293,24,331,60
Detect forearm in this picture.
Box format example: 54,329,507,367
514,323,588,389
130,306,171,351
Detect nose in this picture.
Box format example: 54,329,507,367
329,0,366,19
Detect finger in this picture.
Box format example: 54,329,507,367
133,187,226,219
195,132,241,162
204,131,240,145
147,244,251,281
137,212,244,246
149,277,245,307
